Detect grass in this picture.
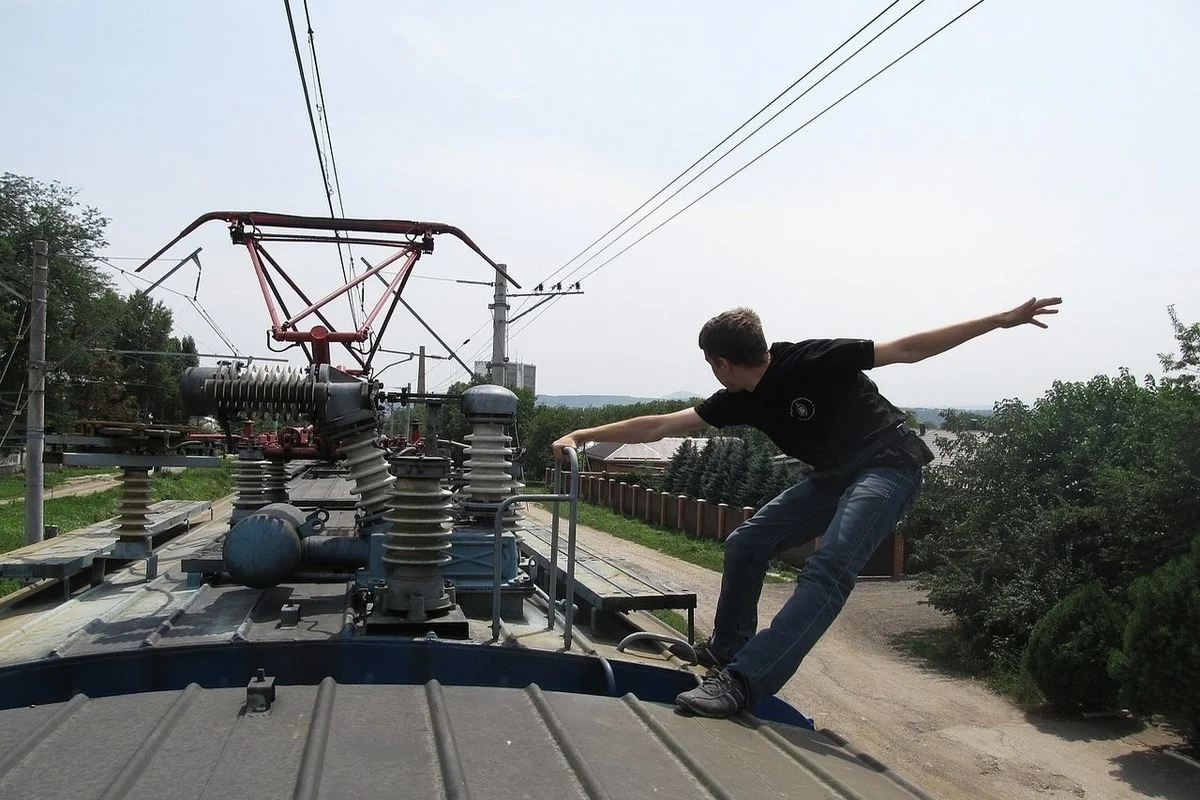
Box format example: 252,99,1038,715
152,460,235,503
0,467,119,500
903,627,1046,711
525,482,792,583
0,462,236,597
652,609,691,635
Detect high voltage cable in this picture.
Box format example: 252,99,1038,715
546,0,930,296
302,0,363,323
98,257,237,357
510,0,903,322
283,0,358,327
507,0,990,344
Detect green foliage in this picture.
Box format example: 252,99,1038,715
717,439,749,505
1111,535,1200,748
733,448,769,508
622,466,665,492
521,396,697,479
689,438,716,498
1023,583,1126,711
939,408,990,432
0,466,117,500
439,375,537,472
698,437,730,502
151,460,235,503
539,500,729,573
907,309,1200,672
1158,304,1200,387
1,173,195,430
662,439,696,494
0,489,119,557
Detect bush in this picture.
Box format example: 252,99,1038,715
1023,583,1126,711
1111,536,1200,748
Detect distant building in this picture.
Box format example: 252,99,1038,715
583,437,713,473
475,361,536,394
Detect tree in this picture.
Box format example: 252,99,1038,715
762,460,795,502
1111,535,1200,749
736,447,773,508
908,310,1200,668
1023,583,1126,712
1158,304,1200,387
1,173,111,430
663,439,696,494
699,439,730,501
713,438,749,505
940,408,990,432
687,439,716,498
519,396,700,480
0,173,193,429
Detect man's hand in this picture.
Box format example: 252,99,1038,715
998,297,1062,329
552,433,581,461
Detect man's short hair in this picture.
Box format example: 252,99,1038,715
698,307,768,366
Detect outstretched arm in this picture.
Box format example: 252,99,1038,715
874,296,1061,367
552,408,707,459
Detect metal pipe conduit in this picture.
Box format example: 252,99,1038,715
491,447,580,648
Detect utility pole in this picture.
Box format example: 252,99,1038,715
417,345,426,395
489,263,508,386
414,346,425,446
24,241,48,545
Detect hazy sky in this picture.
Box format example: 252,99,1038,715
3,1,1197,408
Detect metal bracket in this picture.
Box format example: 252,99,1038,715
245,668,276,713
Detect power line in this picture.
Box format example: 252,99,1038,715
508,0,990,343
283,0,357,327
97,256,236,358
548,0,929,296
0,251,200,445
0,309,30,389
101,257,481,285
302,0,363,323
577,0,990,284
510,0,903,322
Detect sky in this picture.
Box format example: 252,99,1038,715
3,0,1198,408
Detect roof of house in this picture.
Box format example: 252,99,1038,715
584,437,711,463
920,428,962,468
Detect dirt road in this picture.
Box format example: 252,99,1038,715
524,506,1197,800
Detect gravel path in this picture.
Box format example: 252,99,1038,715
524,505,1197,800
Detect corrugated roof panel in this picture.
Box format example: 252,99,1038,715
0,682,929,800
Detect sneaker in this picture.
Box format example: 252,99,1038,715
667,637,730,669
675,668,748,718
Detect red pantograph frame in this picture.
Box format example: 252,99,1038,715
135,211,516,373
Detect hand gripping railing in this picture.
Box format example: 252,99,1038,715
491,446,580,649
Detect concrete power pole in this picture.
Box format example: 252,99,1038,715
489,263,508,386
417,345,426,395
24,241,48,545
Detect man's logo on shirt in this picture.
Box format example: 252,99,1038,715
790,397,815,421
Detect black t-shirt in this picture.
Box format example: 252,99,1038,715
695,339,932,485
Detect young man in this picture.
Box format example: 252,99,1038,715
551,297,1061,718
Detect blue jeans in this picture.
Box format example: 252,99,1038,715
712,465,923,705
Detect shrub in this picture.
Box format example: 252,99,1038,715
1111,536,1200,748
1023,583,1126,712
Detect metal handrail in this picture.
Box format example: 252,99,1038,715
491,447,580,649
615,631,697,664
